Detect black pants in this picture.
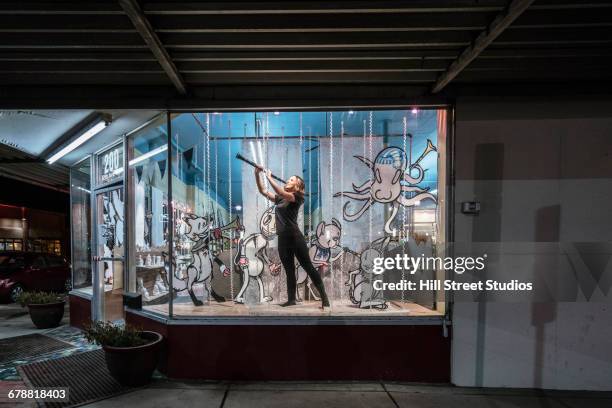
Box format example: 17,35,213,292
277,230,328,302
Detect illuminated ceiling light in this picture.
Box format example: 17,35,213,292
47,119,109,164
128,145,168,166
411,108,418,114
273,111,280,115
348,110,355,115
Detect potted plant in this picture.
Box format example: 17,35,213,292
84,321,162,387
17,291,65,329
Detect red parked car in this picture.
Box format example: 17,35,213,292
0,251,71,303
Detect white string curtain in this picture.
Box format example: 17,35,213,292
319,137,385,252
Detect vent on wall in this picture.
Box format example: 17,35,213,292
0,111,56,120
0,139,24,150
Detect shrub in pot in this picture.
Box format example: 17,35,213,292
17,291,65,329
84,321,162,387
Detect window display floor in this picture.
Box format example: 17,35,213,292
144,299,442,317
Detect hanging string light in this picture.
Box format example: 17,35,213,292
368,111,373,243
340,119,345,302
228,119,234,300
316,128,321,238
308,126,313,237
402,115,408,303
300,117,310,240
368,110,373,309
281,126,285,181
409,112,415,237
264,112,270,209
253,116,260,228
206,113,212,218
206,113,211,302
215,118,219,220
328,111,334,302
362,119,367,158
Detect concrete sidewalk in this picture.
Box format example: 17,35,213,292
0,303,70,340
83,380,612,408
2,304,610,408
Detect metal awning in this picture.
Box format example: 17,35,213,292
0,1,610,108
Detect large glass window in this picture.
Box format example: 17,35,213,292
70,157,92,293
127,116,170,315
162,109,448,318
0,238,23,251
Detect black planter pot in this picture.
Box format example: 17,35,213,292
103,331,163,387
27,301,65,329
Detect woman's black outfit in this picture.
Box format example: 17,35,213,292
275,192,330,306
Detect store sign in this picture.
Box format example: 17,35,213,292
97,144,124,185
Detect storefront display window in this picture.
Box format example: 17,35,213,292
127,116,170,315
72,109,449,321
28,239,62,255
0,238,23,251
70,157,92,292
162,109,448,318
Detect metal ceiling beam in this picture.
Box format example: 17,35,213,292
142,1,506,15
118,0,187,94
0,169,68,192
431,0,535,93
0,158,43,164
5,48,611,63
1,1,609,15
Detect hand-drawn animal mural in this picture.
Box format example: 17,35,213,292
233,206,281,304
346,236,391,310
296,218,344,301
100,190,124,253
173,213,231,306
334,141,437,233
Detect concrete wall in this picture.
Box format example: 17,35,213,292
451,99,612,390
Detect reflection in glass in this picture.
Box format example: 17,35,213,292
70,158,92,292
127,116,171,315
95,187,125,321
162,109,447,318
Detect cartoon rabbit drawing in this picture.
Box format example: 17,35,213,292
176,214,229,306
295,218,344,302
346,236,390,309
233,206,281,304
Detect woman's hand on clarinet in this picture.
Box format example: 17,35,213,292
265,169,272,180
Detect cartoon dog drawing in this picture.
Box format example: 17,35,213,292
346,236,390,309
233,206,281,304
176,213,229,306
296,218,344,301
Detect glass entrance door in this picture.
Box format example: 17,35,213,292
93,187,125,322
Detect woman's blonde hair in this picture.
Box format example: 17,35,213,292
293,175,305,193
